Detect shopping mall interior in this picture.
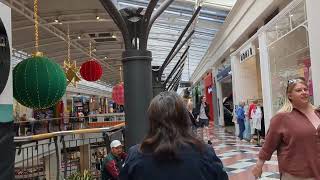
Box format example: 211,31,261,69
0,0,320,179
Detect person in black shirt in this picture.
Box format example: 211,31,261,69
119,92,228,180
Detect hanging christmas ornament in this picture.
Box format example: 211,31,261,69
112,67,124,105
80,41,103,81
13,0,67,109
64,26,81,86
112,82,124,105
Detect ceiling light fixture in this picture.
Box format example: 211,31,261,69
112,34,117,38
54,18,59,23
96,15,100,20
78,35,81,39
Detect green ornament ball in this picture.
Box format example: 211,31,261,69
13,56,67,109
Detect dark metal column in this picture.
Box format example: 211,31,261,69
0,122,15,180
152,70,165,96
100,0,175,148
122,50,153,148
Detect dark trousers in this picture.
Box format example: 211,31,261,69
238,119,245,140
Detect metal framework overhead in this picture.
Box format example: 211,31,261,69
4,0,235,87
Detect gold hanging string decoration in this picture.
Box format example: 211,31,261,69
64,25,81,86
67,25,71,62
33,0,43,57
120,66,123,82
89,41,92,58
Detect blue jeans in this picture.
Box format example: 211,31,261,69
237,119,245,140
244,119,251,140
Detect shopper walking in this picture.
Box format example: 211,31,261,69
119,92,228,180
194,96,212,144
252,103,263,142
248,99,258,141
252,77,320,179
243,102,251,140
236,101,246,141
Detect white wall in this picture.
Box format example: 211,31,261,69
215,79,224,126
231,55,260,106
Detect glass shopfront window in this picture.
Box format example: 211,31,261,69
266,0,312,114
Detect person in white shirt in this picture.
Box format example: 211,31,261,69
194,96,212,145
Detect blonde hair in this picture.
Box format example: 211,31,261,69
278,78,308,113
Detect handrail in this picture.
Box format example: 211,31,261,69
14,122,125,142
14,113,125,123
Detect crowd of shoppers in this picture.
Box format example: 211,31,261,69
236,99,264,143
100,76,320,180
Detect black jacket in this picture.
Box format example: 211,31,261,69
119,144,228,180
194,102,210,120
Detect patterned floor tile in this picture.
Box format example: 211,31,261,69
207,125,280,180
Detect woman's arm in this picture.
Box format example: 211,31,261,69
252,113,285,178
252,159,266,178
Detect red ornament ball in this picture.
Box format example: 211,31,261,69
80,59,103,81
112,82,124,105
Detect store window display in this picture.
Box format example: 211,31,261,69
266,1,313,114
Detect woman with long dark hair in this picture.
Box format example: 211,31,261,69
120,92,228,180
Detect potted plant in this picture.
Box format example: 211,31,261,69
67,170,93,180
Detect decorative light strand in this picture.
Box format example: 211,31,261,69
120,66,123,82
67,25,71,63
89,41,92,58
34,0,39,53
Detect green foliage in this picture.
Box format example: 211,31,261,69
67,170,94,180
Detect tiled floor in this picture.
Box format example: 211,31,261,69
209,127,280,180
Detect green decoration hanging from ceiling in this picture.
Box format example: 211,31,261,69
12,0,67,109
13,56,67,109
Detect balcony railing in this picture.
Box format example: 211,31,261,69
13,113,125,137
14,117,125,180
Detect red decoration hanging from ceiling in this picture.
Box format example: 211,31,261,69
80,59,103,81
112,82,124,105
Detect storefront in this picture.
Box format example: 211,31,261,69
203,73,214,123
215,60,234,127
191,82,201,107
231,38,263,108
257,0,319,131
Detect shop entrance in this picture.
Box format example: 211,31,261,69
220,76,234,128
232,38,264,139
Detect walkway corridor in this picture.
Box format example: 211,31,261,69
210,127,280,180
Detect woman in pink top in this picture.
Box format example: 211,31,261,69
252,77,320,180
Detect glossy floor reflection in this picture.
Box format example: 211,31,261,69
209,127,280,180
